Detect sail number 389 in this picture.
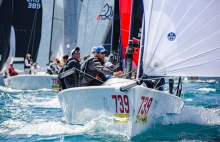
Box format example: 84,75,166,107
112,95,130,113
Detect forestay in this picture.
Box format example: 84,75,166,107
142,0,220,77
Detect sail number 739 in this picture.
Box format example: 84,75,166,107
112,95,130,113
138,96,153,115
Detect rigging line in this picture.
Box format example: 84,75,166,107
27,7,38,57
82,0,89,57
91,0,107,48
73,67,105,83
32,10,38,62
68,66,129,84
153,78,161,89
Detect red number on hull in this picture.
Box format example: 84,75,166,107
138,96,153,115
51,78,58,85
112,95,130,113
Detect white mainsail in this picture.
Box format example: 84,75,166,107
142,0,220,77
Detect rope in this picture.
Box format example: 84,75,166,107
153,78,161,89
62,67,133,85
74,67,105,83
32,11,37,61
27,8,38,59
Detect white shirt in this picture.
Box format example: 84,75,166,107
31,66,41,75
24,58,32,67
47,62,58,71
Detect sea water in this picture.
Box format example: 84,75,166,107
0,79,219,141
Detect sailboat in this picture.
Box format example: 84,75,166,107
60,0,220,137
4,0,82,90
58,1,201,137
0,0,15,86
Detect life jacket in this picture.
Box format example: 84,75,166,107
24,58,31,68
80,57,94,73
63,58,76,72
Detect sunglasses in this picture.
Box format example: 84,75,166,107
74,51,81,54
99,52,106,55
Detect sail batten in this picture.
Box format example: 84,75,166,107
142,0,220,77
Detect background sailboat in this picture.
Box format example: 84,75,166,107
12,0,42,64
76,0,115,59
4,0,82,90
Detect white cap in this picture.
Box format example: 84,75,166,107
91,47,96,53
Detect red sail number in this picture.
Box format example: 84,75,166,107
112,95,130,113
51,78,58,85
138,96,153,115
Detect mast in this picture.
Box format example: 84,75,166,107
136,14,145,79
108,0,120,65
48,0,55,64
125,0,134,79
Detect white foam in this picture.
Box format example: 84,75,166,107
198,88,216,92
185,98,193,101
162,106,220,125
27,97,61,108
182,78,217,83
8,119,127,138
0,120,27,134
10,121,91,135
0,85,53,93
13,94,60,108
205,79,216,83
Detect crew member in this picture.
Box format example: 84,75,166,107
8,62,18,76
58,54,69,91
81,46,123,86
31,63,41,75
24,53,32,74
64,47,81,88
47,59,60,75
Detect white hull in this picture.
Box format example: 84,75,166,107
0,75,6,86
58,78,184,137
4,74,59,90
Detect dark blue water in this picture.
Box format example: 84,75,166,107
0,79,219,141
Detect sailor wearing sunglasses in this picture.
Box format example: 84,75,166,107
81,46,123,86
